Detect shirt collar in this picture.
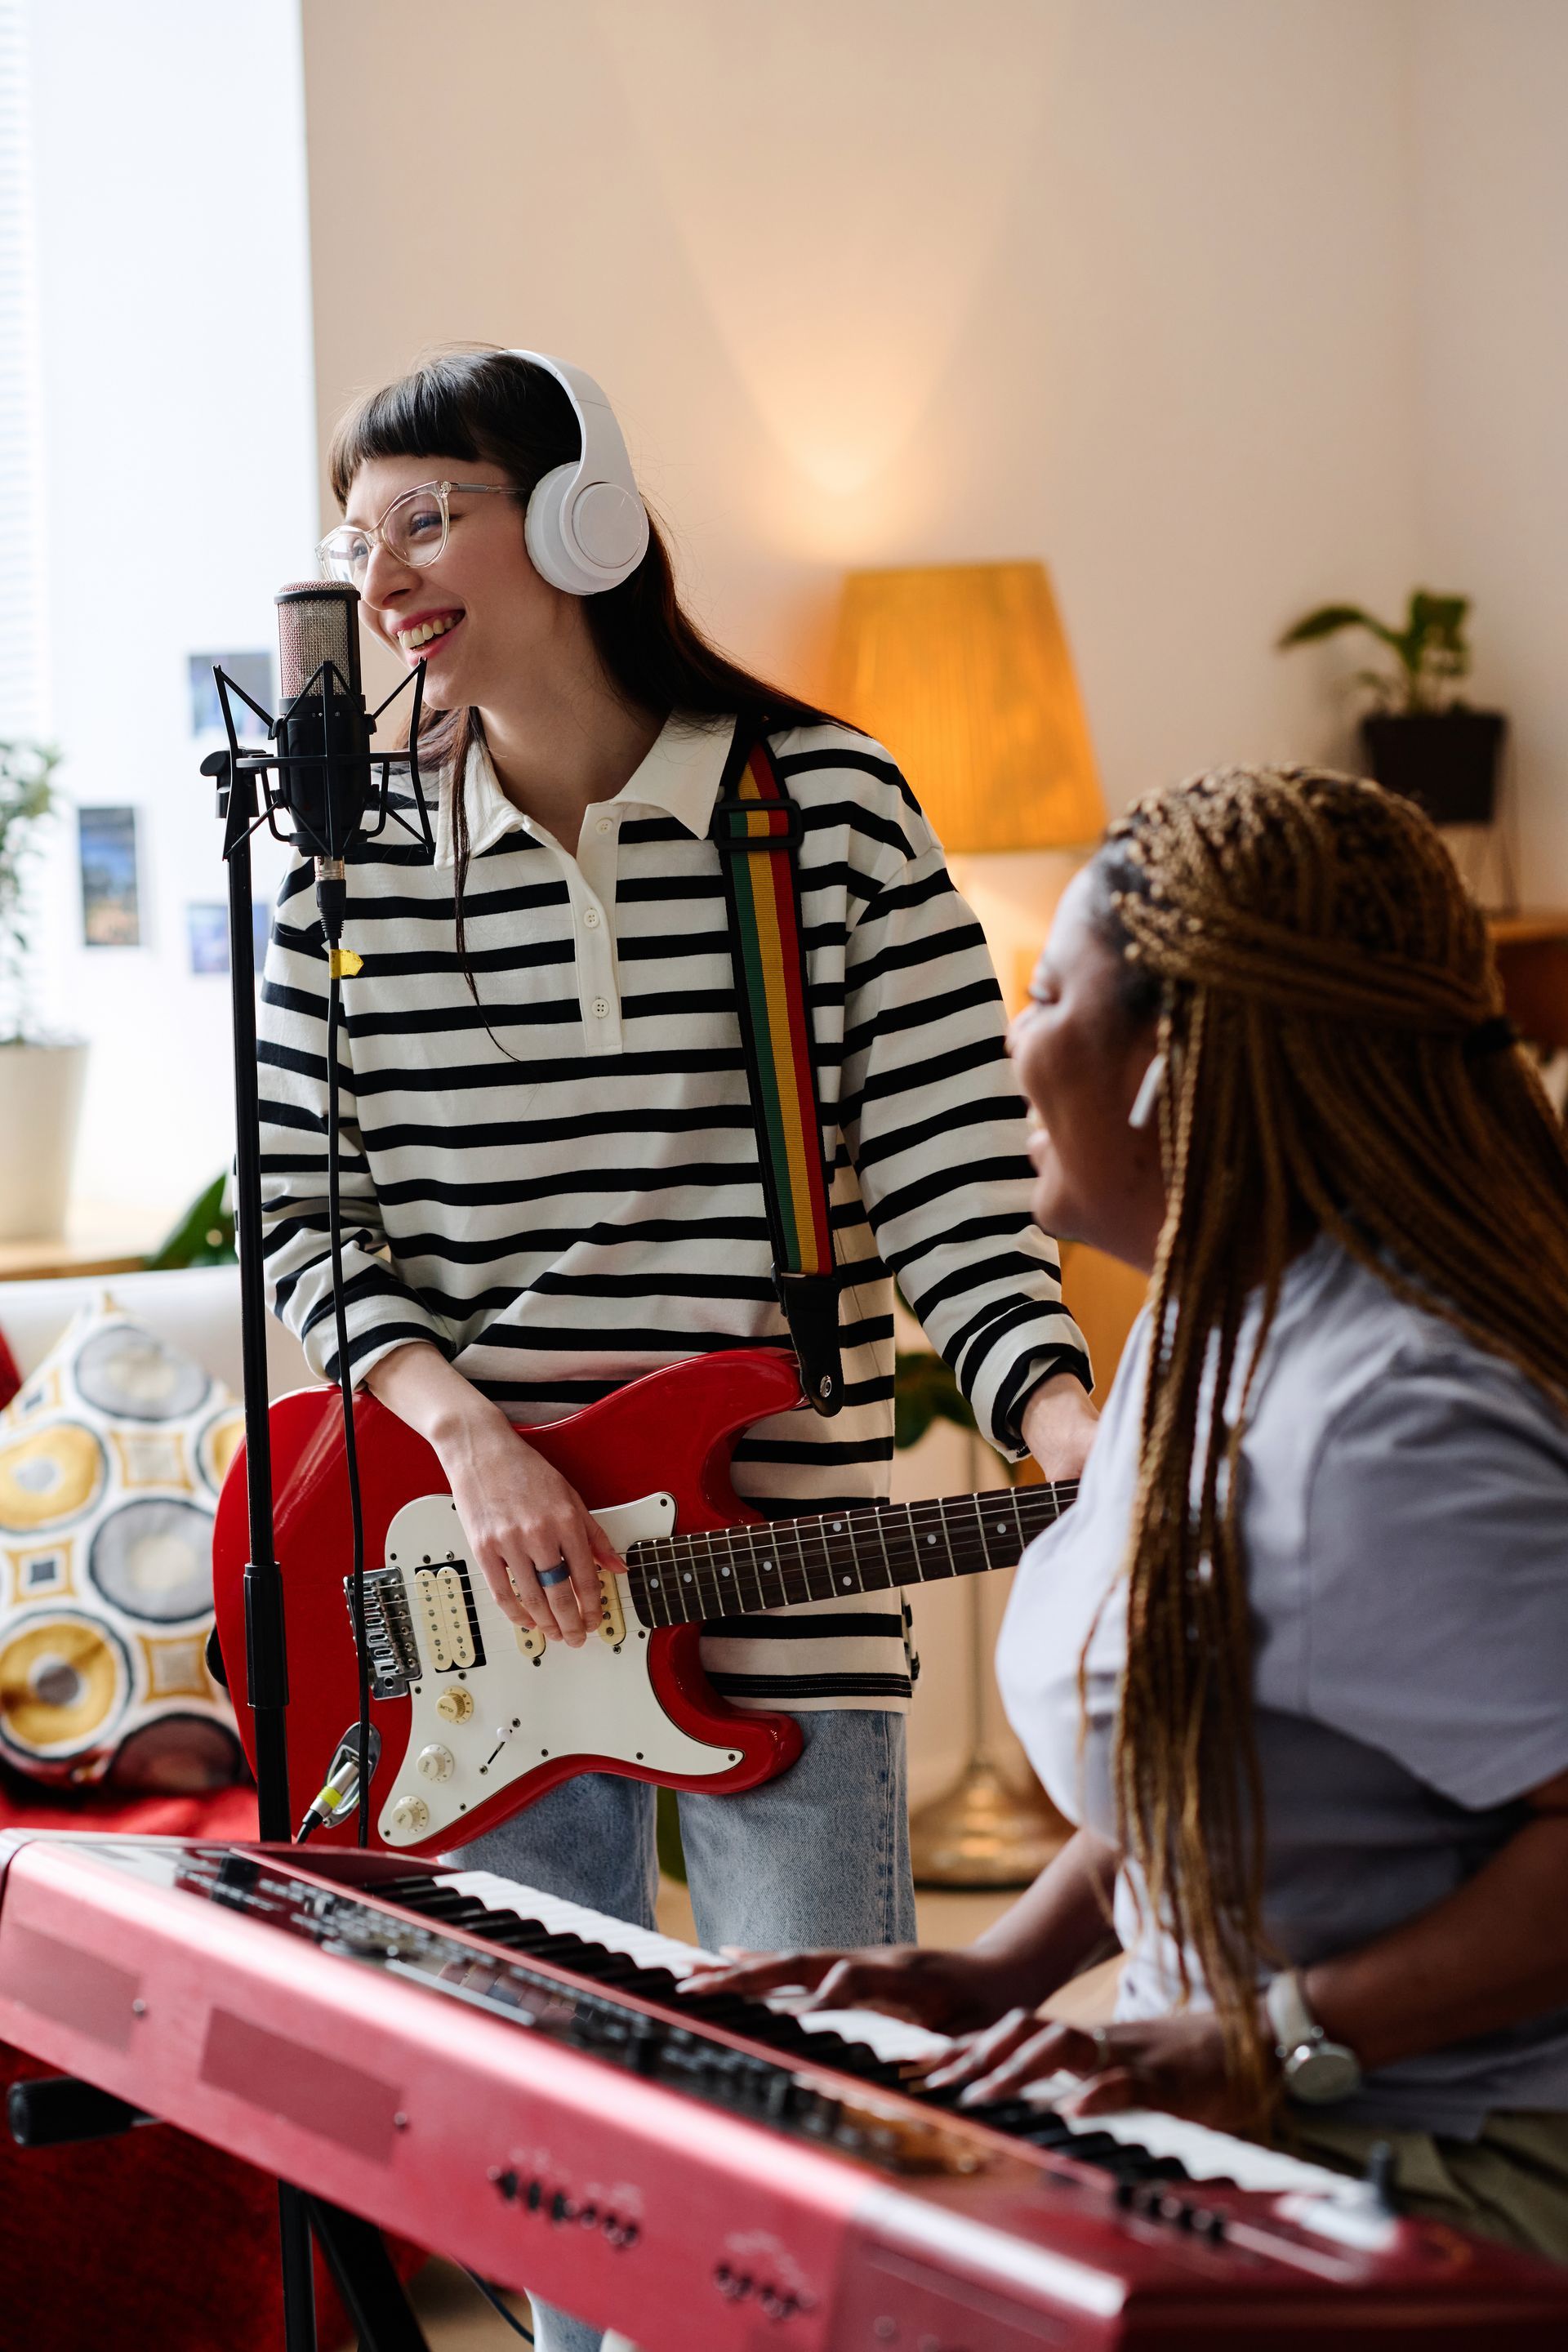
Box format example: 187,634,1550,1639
432,710,737,870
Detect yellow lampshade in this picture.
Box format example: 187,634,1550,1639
826,561,1104,855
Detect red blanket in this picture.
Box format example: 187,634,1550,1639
0,1776,426,2351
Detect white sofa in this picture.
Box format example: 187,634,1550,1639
0,1263,314,1398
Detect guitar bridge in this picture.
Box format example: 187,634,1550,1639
344,1566,420,1699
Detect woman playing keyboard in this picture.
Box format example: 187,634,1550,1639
688,767,1568,2261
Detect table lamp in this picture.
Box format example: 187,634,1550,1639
828,559,1105,1886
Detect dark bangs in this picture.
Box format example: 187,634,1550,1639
327,347,577,508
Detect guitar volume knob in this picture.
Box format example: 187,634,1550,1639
416,1744,455,1782
435,1688,474,1723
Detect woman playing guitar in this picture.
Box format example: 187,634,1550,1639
257,349,1096,2350
693,767,1568,2261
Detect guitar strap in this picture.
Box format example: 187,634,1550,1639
710,718,845,1416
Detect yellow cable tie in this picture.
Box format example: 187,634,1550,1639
327,947,363,979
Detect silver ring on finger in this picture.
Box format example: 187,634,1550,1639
1090,2026,1113,2070
537,1561,572,1589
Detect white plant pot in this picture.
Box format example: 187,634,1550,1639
0,1042,89,1241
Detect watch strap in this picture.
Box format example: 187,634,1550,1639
1265,1968,1322,2057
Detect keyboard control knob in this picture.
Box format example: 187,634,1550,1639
390,1796,430,1836
435,1688,474,1724
416,1744,455,1782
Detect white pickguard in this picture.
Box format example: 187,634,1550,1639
376,1490,746,1848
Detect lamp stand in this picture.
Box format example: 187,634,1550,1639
910,1441,1064,1891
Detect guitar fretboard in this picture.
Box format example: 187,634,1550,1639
624,1481,1077,1629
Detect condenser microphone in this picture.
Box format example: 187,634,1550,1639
274,581,374,943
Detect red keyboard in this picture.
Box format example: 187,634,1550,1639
0,1834,1562,2349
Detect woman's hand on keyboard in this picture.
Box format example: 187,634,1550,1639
679,1944,1026,2034
926,2009,1269,2132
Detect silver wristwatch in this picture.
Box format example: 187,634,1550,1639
1265,1970,1363,2105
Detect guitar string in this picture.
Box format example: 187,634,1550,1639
623,1482,1077,1628
626,1485,1076,1626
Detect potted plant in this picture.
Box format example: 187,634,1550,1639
0,738,87,1241
1277,590,1506,826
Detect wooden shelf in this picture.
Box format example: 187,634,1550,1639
1486,910,1568,1053
0,1205,172,1285
1487,909,1568,947
0,1238,149,1283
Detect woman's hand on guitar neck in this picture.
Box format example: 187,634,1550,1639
364,1342,624,1647
1019,1370,1099,1481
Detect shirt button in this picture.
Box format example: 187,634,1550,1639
582,908,601,929
595,818,612,835
591,997,611,1018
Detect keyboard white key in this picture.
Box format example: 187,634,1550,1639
438,1869,1346,2197
439,1868,937,2063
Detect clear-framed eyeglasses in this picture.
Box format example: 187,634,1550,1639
316,479,524,585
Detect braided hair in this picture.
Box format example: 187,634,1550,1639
1090,765,1568,2097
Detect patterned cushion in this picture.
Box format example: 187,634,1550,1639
0,1298,244,1790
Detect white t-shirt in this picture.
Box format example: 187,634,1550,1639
998,1233,1568,2135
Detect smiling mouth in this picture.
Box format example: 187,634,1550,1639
399,612,463,657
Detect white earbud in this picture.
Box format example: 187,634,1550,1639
509,350,650,595
1127,1052,1167,1132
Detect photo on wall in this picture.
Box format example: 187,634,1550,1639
185,902,229,976
189,651,274,736
183,902,273,980
78,806,142,947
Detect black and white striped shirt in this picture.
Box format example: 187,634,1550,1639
256,713,1086,1711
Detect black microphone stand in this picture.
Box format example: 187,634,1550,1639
203,656,431,2352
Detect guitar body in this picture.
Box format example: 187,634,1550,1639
212,1351,808,1858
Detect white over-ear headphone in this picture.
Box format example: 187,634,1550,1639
508,350,649,596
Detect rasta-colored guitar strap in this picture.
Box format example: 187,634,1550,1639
710,718,845,1417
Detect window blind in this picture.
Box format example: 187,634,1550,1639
0,0,41,739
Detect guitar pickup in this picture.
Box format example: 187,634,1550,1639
414,1562,486,1674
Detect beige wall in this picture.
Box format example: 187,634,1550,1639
1413,0,1568,895
301,0,1426,826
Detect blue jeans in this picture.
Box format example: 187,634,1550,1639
454,1710,915,2352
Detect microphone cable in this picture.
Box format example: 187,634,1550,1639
268,582,433,1853
461,2270,533,2341
325,942,372,1848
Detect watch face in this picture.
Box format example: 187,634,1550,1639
1286,2042,1363,2105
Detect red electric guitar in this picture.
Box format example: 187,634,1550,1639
212,1350,1076,1857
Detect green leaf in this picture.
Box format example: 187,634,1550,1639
0,739,64,1041
145,1172,236,1269
1276,604,1399,650
893,1352,978,1450
656,1784,687,1882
